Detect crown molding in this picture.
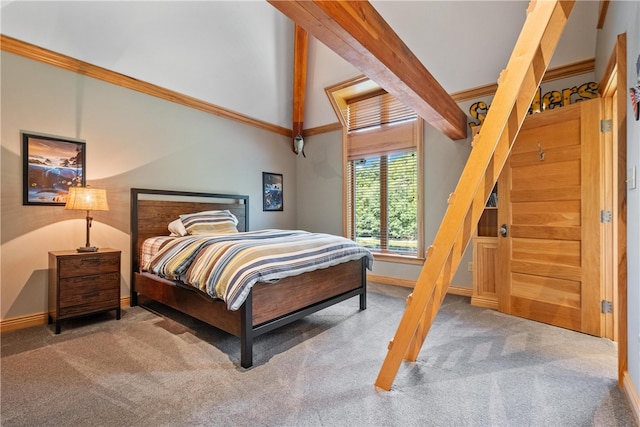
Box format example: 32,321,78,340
450,58,595,103
2,35,594,138
0,35,292,137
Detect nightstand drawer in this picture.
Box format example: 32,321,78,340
58,269,120,318
58,272,120,305
59,255,119,278
59,290,120,317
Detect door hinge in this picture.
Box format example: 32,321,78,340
600,119,612,133
601,300,613,314
600,210,612,223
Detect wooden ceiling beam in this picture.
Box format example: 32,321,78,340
292,24,309,151
269,0,468,140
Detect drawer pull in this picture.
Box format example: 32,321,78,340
82,275,101,281
81,258,101,265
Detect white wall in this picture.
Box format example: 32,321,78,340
595,0,640,406
0,1,295,129
295,130,344,237
0,52,297,319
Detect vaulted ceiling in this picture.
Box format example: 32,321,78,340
0,1,599,135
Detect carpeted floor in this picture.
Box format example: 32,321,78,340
1,283,636,426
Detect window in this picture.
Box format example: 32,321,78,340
349,151,418,254
327,77,424,261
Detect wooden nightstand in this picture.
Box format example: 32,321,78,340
48,248,121,334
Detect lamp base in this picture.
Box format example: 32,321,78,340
77,246,99,253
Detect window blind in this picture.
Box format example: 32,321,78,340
346,91,418,160
347,92,417,132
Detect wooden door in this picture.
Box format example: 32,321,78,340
497,98,602,336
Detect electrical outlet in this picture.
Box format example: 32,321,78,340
467,262,473,272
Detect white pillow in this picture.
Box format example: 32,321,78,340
168,218,188,236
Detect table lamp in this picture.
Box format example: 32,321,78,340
65,187,109,252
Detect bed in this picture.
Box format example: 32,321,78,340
130,188,372,368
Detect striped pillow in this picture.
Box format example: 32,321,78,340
179,210,239,235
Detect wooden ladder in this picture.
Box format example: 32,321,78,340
375,0,576,391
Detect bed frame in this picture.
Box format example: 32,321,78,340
130,188,367,368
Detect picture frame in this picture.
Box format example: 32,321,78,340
22,132,86,206
262,172,283,211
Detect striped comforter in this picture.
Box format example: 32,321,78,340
142,229,373,310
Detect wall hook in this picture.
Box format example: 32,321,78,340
537,142,545,161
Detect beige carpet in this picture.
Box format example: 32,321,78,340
1,283,635,426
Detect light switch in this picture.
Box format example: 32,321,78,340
627,166,637,190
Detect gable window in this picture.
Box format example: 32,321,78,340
328,77,424,262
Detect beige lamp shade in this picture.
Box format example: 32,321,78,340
64,187,109,252
65,187,109,211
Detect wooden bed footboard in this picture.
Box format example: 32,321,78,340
133,258,366,368
130,188,368,368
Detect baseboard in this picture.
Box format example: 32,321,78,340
121,296,131,308
0,313,49,333
447,286,473,297
623,371,640,426
471,295,499,310
367,274,472,297
0,296,132,333
367,274,415,288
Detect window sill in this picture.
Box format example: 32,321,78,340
372,252,425,265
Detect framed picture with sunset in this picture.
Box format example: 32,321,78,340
22,132,86,206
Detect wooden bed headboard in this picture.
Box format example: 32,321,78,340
130,188,250,283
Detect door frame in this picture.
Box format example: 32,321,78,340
599,32,627,386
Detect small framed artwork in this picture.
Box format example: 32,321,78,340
262,172,283,211
632,54,640,121
22,132,86,206
631,85,640,121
